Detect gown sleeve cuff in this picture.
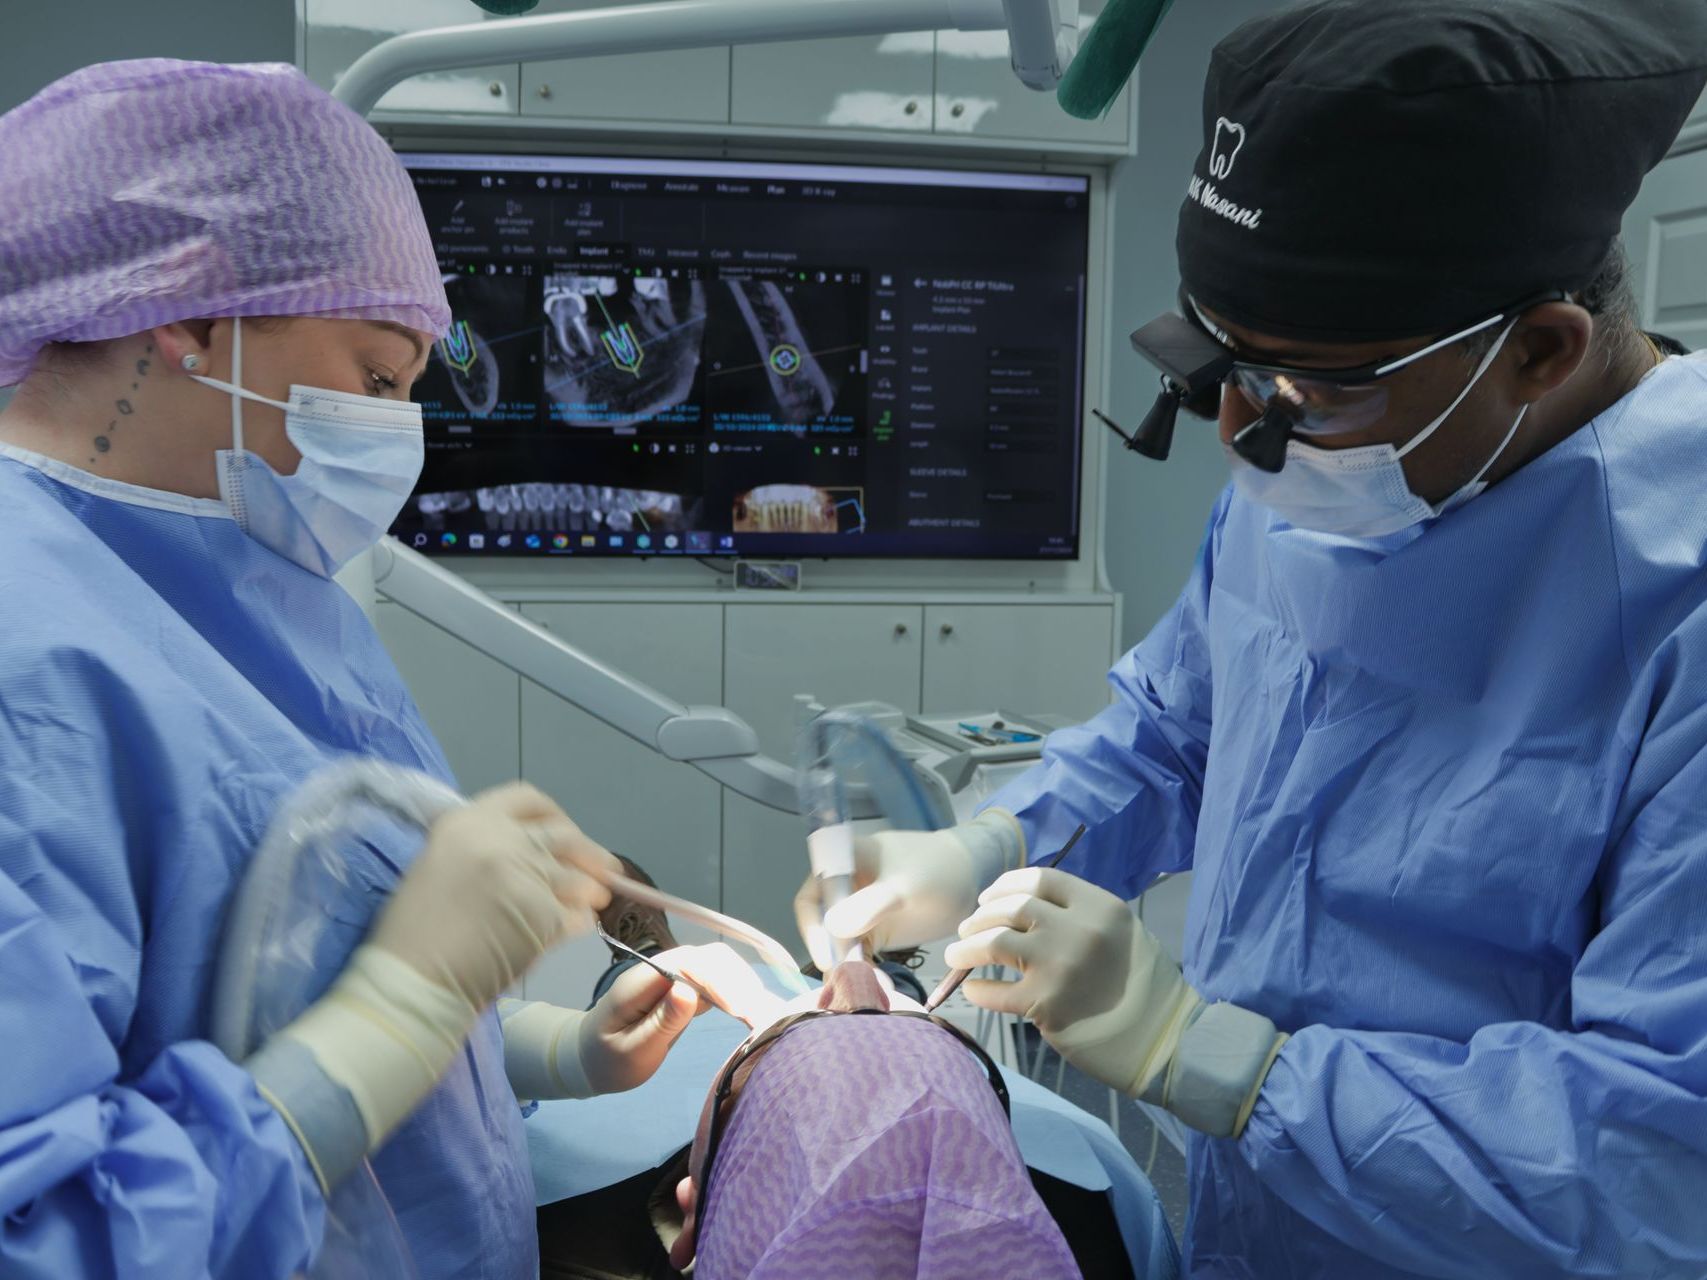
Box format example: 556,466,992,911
246,1035,371,1194
499,998,595,1101
960,808,1028,888
1163,1001,1288,1139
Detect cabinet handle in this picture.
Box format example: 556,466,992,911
904,100,919,116
940,623,955,637
488,81,504,98
894,622,910,637
536,84,553,100
950,102,965,118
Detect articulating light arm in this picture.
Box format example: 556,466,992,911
371,540,875,816
334,0,1075,117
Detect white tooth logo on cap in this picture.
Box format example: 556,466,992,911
1210,117,1246,179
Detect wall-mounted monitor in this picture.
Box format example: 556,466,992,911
393,152,1090,560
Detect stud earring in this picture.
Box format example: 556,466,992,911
181,354,202,372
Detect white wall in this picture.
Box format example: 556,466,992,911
0,2,294,116
1100,0,1284,651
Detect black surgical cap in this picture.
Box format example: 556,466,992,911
1175,0,1707,342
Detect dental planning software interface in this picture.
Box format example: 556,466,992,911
394,153,1090,560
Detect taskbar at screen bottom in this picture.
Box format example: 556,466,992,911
393,528,1078,560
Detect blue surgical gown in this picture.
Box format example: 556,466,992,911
992,353,1707,1277
0,446,536,1280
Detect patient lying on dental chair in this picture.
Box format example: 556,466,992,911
535,858,1173,1280
667,957,1079,1278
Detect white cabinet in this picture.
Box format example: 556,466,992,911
934,7,1132,148
721,603,925,944
719,795,811,957
303,0,518,115
1623,146,1707,351
373,600,521,792
299,5,1132,154
520,0,730,124
724,604,925,757
923,604,1114,720
517,602,724,903
731,34,935,132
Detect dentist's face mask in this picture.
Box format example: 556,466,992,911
1227,317,1527,540
191,317,424,577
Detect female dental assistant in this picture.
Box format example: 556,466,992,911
800,2,1707,1276
0,61,702,1279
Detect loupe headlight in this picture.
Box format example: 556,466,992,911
1102,313,1236,461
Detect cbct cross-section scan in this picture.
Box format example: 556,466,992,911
543,272,708,429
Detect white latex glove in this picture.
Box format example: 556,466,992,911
278,782,619,1147
582,942,775,1090
371,781,620,1009
792,809,1025,971
662,941,790,1030
945,866,1286,1138
502,942,784,1101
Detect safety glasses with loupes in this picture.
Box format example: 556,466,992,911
1096,287,1565,472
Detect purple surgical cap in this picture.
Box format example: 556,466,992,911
0,59,450,386
696,1015,1079,1279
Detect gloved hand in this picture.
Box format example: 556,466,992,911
574,960,700,1092
944,866,1287,1138
792,809,1025,971
501,941,782,1102
271,782,619,1153
370,781,620,1009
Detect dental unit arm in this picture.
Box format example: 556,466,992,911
370,538,852,815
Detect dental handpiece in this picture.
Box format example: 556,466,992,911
807,818,864,966
798,727,871,967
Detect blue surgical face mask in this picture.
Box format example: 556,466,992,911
1228,318,1526,540
191,318,424,577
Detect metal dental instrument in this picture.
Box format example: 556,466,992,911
592,919,750,1021
922,823,1088,1013
593,919,688,985
588,866,810,995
